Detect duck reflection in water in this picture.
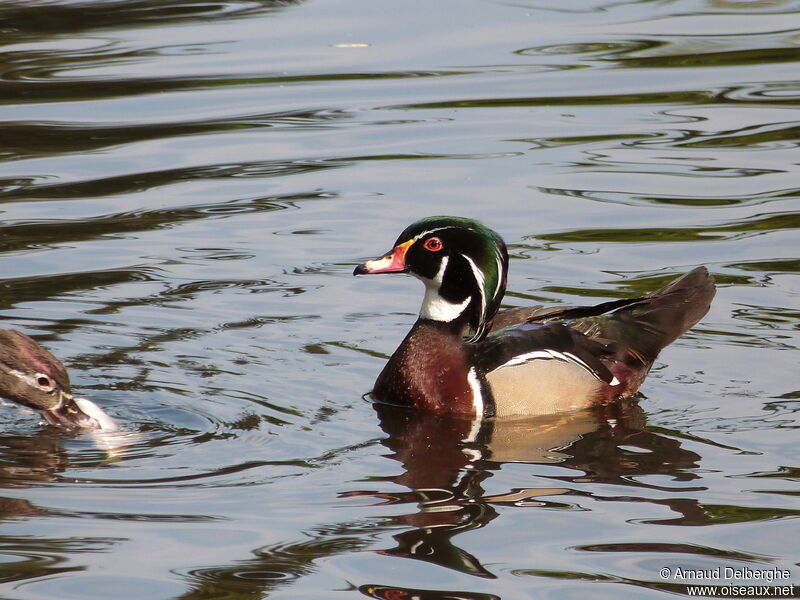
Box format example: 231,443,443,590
128,396,712,600
349,399,703,594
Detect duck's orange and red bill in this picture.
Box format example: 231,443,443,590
354,239,413,275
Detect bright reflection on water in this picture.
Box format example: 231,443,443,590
1,0,799,598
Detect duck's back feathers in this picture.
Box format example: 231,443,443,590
568,266,716,362
474,267,716,414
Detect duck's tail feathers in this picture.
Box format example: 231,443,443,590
605,266,716,361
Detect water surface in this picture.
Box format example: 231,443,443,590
1,0,799,598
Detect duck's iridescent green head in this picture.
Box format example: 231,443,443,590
354,216,509,342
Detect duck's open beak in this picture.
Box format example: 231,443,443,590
42,393,118,432
354,239,412,275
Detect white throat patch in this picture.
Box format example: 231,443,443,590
417,256,471,322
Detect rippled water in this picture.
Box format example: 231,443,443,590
1,0,799,598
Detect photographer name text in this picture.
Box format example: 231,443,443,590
661,566,791,582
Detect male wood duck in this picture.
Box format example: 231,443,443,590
0,329,117,431
353,216,716,418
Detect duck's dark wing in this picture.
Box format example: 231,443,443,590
490,267,715,365
476,267,716,407
489,297,646,332
474,322,618,385
472,321,621,417
567,267,716,363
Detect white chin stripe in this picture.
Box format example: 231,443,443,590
417,256,471,322
498,349,619,385
419,289,470,322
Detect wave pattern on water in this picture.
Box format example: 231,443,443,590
1,0,799,598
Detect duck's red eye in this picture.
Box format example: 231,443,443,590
423,237,443,252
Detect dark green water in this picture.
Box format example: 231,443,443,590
1,1,798,598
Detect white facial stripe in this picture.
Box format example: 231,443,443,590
431,254,449,285
495,349,618,384
409,225,458,244
494,253,504,301
462,253,487,320
8,369,43,389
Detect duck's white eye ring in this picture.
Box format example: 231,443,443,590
34,374,55,392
